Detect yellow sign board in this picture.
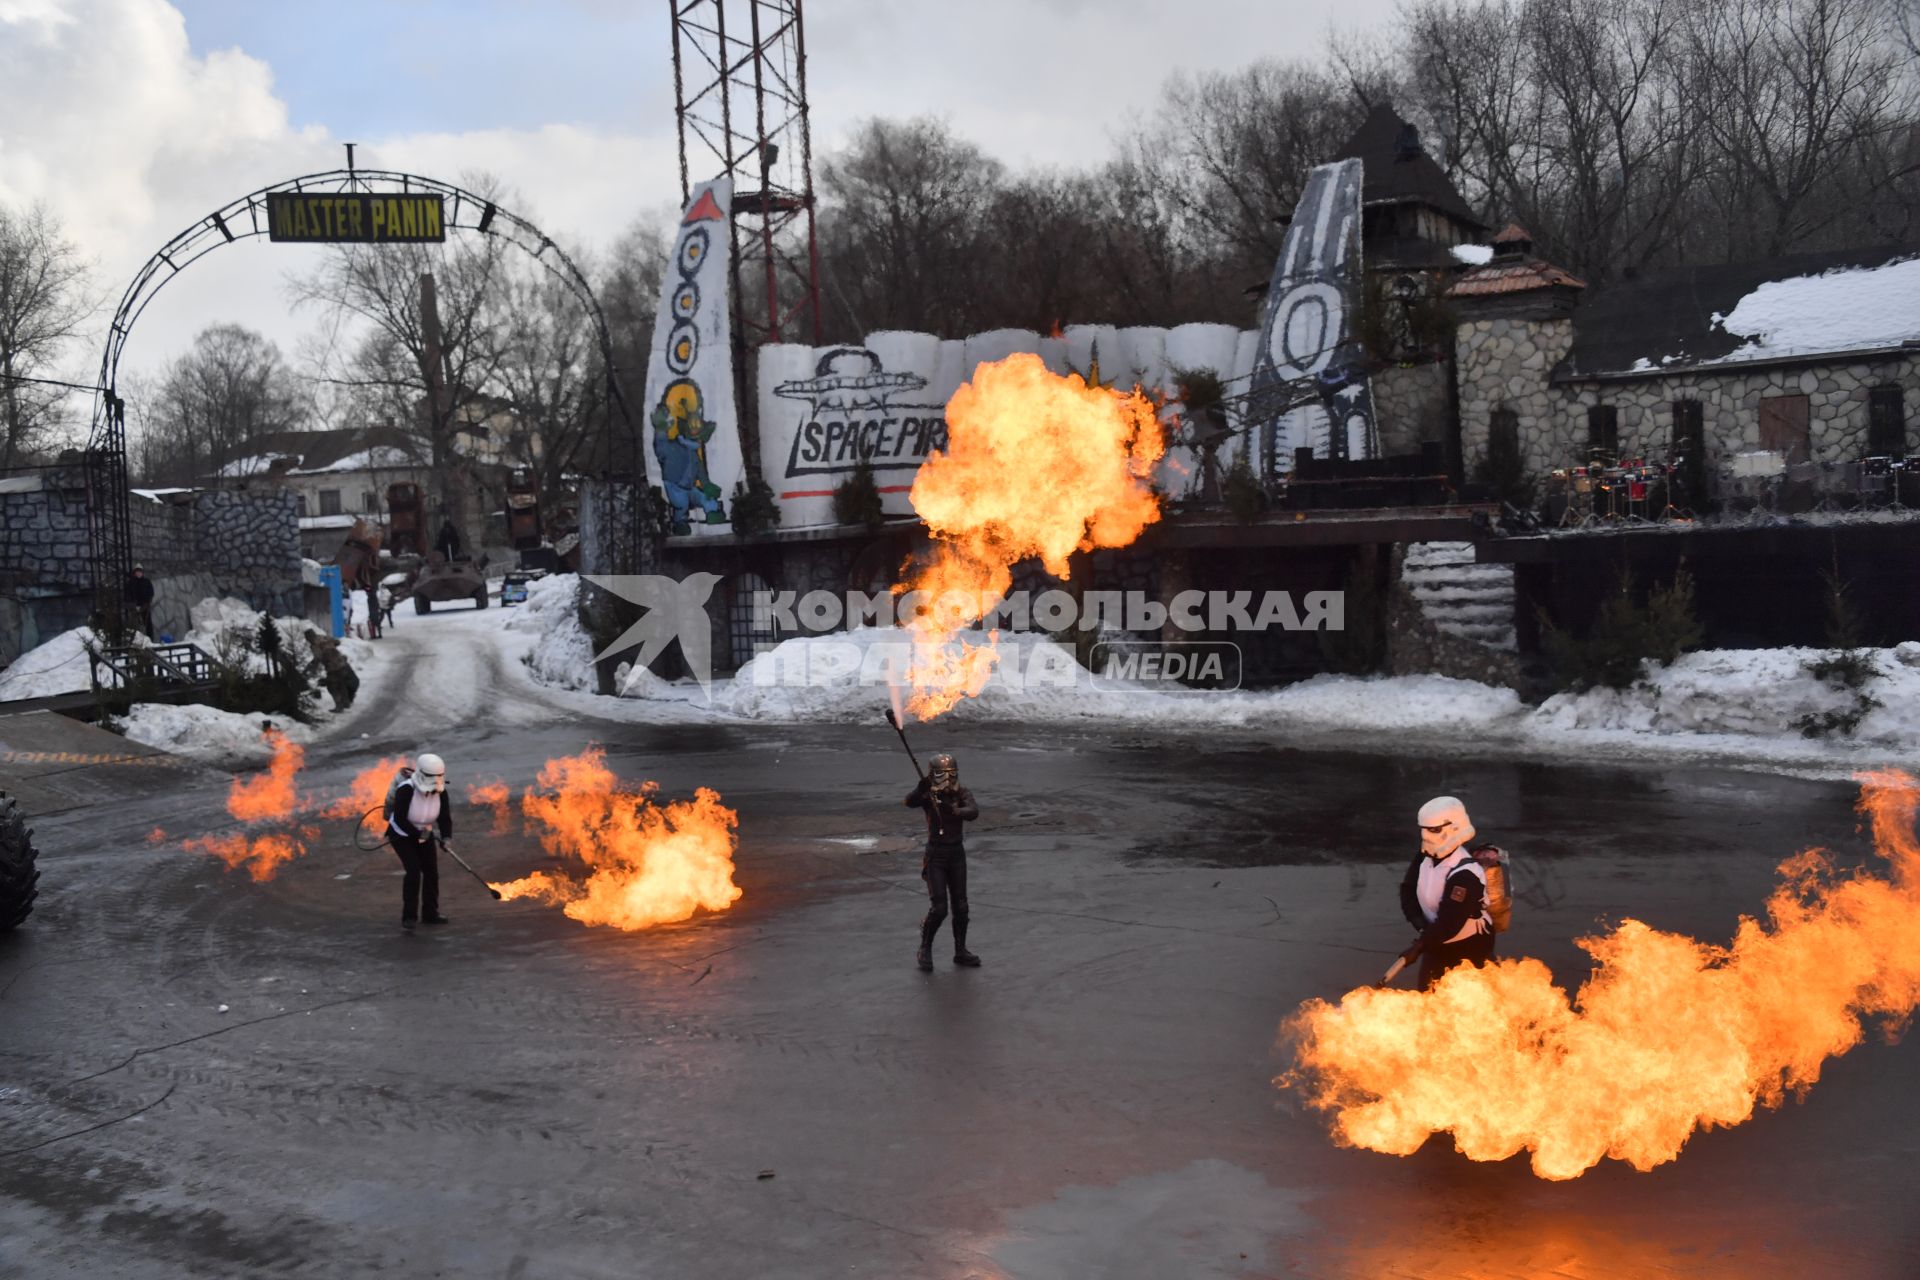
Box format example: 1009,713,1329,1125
265,193,446,244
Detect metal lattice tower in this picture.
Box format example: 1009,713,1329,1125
671,1,823,371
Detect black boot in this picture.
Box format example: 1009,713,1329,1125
952,916,980,967
916,916,938,972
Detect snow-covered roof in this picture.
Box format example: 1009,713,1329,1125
1558,247,1920,380
1450,243,1493,266
132,487,194,502
298,514,361,530
1711,257,1920,367
290,445,420,475
219,455,281,478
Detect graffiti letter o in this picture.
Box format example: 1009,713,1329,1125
1268,282,1342,381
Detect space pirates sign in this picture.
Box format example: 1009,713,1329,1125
775,347,950,488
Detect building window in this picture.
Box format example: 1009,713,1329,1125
1868,384,1906,456
319,489,342,516
1586,404,1619,461
1758,394,1810,463
295,494,308,517
363,490,378,513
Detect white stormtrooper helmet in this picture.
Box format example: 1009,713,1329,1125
1417,795,1474,859
413,752,448,795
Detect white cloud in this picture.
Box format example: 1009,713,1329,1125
0,0,681,401
3,0,1402,417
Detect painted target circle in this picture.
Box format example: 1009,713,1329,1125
677,228,711,277
671,280,700,321
1267,282,1341,381
666,323,699,374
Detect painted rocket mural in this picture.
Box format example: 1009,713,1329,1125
1247,158,1379,475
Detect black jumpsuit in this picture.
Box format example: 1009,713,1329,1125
1399,848,1496,989
389,781,453,924
906,779,979,954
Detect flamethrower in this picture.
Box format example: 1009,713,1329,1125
884,708,925,781
436,835,503,900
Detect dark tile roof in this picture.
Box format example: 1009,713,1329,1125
1334,103,1485,230
1449,257,1586,298
1557,244,1920,380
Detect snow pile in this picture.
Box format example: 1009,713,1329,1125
1713,255,1920,365
506,573,598,692
1534,647,1920,748
184,596,316,672
119,703,313,764
0,626,103,699
710,627,1526,735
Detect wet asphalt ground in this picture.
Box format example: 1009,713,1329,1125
2,610,1917,1278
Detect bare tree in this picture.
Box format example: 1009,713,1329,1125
291,206,512,546
486,251,607,502
1152,62,1371,282
0,202,94,469
594,215,671,475
137,324,305,486
817,117,1006,338
1686,0,1919,258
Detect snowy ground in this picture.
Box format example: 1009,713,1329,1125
435,575,1920,779
9,574,1920,777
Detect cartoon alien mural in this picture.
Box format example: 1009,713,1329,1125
652,377,727,535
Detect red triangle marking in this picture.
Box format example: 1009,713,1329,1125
683,189,725,223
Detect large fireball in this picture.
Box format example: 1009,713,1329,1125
900,352,1164,719
1283,770,1920,1180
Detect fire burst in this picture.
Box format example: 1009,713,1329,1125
1282,770,1920,1180
899,353,1164,719
320,755,409,820
489,747,742,931
184,729,308,881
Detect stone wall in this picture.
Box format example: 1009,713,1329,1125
0,483,302,665
1552,356,1920,474
0,471,93,593
1454,315,1576,481
1457,315,1920,483
1370,363,1453,458
190,490,303,620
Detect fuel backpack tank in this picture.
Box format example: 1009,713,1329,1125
1471,844,1513,933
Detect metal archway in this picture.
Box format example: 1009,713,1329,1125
84,163,643,618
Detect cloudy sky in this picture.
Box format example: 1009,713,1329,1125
0,0,1399,413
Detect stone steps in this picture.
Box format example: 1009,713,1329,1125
1401,540,1517,652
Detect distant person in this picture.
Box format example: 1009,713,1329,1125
906,753,980,971
302,628,359,711
436,519,463,562
123,565,156,637
388,752,453,930
1397,796,1496,989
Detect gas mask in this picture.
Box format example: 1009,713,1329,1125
928,754,959,798
1417,795,1474,859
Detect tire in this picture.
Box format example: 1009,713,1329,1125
0,791,39,932
473,587,489,610
415,595,431,615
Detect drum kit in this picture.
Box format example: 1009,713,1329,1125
1549,451,1688,527
1859,454,1911,509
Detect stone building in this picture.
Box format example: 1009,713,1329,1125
1329,103,1488,460
1453,238,1920,501
0,468,301,665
